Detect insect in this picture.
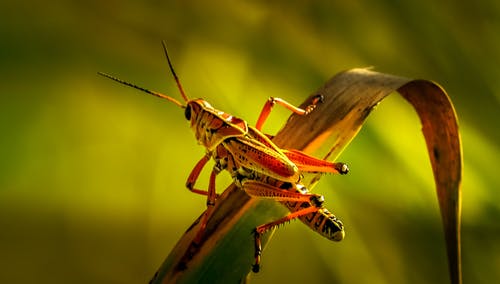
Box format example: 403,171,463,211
99,42,349,272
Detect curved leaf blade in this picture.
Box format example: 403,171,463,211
398,80,462,284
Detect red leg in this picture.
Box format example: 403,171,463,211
186,155,220,198
282,149,349,175
194,167,219,243
255,95,323,131
252,205,320,272
242,180,323,203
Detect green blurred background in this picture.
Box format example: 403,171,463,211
1,1,498,283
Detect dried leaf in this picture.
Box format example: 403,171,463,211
151,68,462,284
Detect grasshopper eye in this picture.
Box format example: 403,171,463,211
184,105,192,120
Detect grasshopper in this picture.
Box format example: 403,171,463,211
99,42,349,272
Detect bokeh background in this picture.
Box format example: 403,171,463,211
1,1,498,283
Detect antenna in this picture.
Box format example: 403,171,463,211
162,41,189,102
97,72,184,108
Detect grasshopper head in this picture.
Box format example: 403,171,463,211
184,99,214,121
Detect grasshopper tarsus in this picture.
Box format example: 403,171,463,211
312,94,324,104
